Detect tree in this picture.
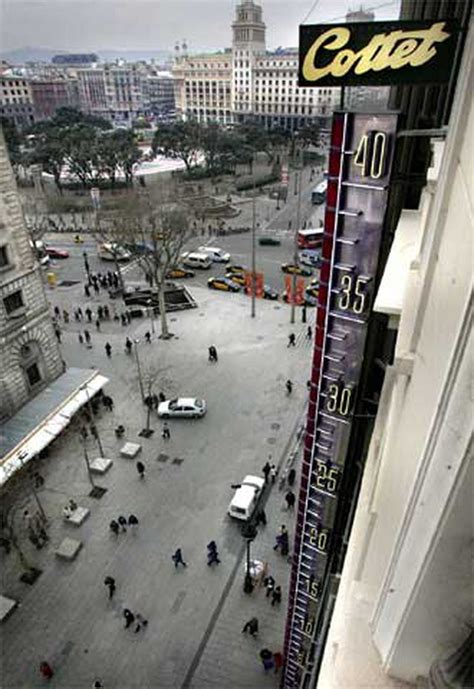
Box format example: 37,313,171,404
63,124,100,188
151,120,201,173
28,124,67,193
1,118,23,178
296,123,320,148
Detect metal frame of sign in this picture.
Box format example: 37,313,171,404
281,110,398,688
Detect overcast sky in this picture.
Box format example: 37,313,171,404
1,0,401,53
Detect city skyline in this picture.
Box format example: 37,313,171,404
1,0,401,56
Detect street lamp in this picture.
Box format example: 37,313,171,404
134,339,145,402
242,522,258,594
290,147,303,326
147,299,156,336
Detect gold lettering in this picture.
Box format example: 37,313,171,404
302,21,451,83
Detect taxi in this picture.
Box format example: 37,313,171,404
226,264,246,275
226,272,246,286
281,263,312,277
208,277,240,292
165,267,195,279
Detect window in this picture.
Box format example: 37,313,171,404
26,363,41,386
4,289,24,314
0,246,8,267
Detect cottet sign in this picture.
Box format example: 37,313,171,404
299,20,459,87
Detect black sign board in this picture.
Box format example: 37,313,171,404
299,20,459,87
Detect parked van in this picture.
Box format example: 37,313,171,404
228,475,265,521
181,252,212,269
198,246,231,263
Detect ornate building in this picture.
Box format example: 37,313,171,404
173,0,340,130
0,130,63,422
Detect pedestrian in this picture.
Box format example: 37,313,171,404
39,661,54,680
172,548,187,567
54,326,62,343
259,648,274,673
54,305,61,319
84,329,91,345
262,461,271,483
128,514,139,528
86,307,92,322
241,617,259,638
121,313,127,326
208,345,218,362
271,585,282,606
92,680,103,688
136,461,145,479
280,530,289,556
97,306,104,320
62,309,69,323
77,307,83,320
94,282,100,296
307,325,312,339
145,331,151,344
126,311,132,324
287,468,296,487
125,337,132,354
273,651,283,674
74,309,80,322
151,393,159,410
104,576,116,599
134,612,148,633
103,305,110,320
78,332,84,345
110,519,119,536
307,379,311,391
273,525,288,552
123,608,135,629
285,490,296,510
288,333,296,347
159,391,166,403
255,508,267,526
264,575,275,598
270,464,278,484
302,305,307,323
162,422,170,440
118,515,127,532
105,342,112,358
207,541,220,566
84,284,91,298
96,319,101,331
286,379,293,395
103,395,114,411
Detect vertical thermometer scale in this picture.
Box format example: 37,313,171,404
282,111,398,688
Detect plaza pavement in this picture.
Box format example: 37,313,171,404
1,282,315,689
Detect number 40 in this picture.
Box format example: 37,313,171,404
354,131,388,179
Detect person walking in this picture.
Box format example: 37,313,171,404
136,461,145,479
78,332,84,345
162,422,170,440
134,612,148,633
241,617,259,638
39,661,54,680
270,464,278,484
264,575,275,598
307,325,312,339
285,490,296,510
262,461,271,483
109,519,119,536
125,337,133,355
172,548,187,567
84,284,90,298
86,307,93,322
97,306,104,320
145,331,151,344
273,525,289,553
255,508,267,526
123,609,135,629
271,585,282,606
104,576,116,599
286,379,293,395
259,648,274,673
117,516,127,532
208,345,218,362
62,309,69,323
302,305,307,324
287,468,296,487
54,326,62,343
105,342,112,358
96,319,101,332
151,394,159,410
84,329,91,345
103,305,110,320
128,514,139,529
288,333,296,347
158,391,166,403
207,541,220,566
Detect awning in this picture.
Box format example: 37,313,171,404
0,368,108,486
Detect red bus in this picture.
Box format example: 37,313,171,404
297,228,324,250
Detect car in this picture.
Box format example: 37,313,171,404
281,263,312,277
45,246,70,259
258,236,281,246
305,284,319,300
157,397,206,419
228,474,265,521
300,249,322,268
165,267,195,279
226,272,246,286
226,264,246,275
198,246,231,263
263,284,279,300
181,252,213,269
208,277,240,292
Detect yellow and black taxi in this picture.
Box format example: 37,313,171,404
305,281,319,300
281,263,312,277
226,272,246,286
165,266,195,279
226,264,246,275
208,276,240,293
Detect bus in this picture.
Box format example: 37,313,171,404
311,180,327,205
297,228,324,250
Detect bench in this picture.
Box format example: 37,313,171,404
120,442,142,459
90,457,113,474
63,506,90,526
55,537,82,561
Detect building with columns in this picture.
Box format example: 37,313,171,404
173,0,340,130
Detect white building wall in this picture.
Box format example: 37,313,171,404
317,26,473,689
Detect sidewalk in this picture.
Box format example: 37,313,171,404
0,284,312,689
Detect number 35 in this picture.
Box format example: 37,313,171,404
338,274,367,314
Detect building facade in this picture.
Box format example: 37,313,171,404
0,131,63,422
173,0,339,129
30,76,79,121
0,75,35,129
77,64,145,123
142,71,175,117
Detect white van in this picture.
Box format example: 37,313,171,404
181,252,212,269
198,246,231,263
228,475,265,521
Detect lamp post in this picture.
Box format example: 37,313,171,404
134,339,145,402
290,146,303,325
147,299,156,335
250,154,257,319
242,522,258,594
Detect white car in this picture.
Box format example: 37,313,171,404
228,475,265,521
157,397,207,419
198,246,231,263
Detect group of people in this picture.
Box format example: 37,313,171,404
109,514,139,535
